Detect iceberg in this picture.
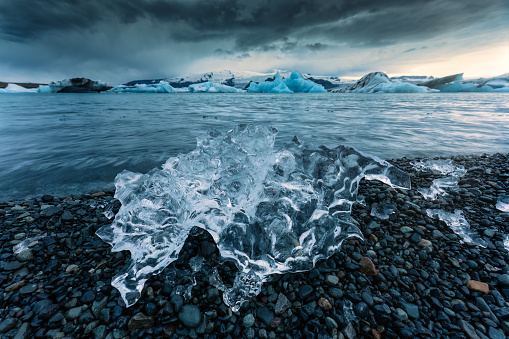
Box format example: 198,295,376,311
110,81,176,93
188,81,244,93
332,72,435,93
283,72,327,93
247,72,293,93
418,73,509,92
97,124,410,309
426,209,486,247
412,159,466,200
0,83,38,93
38,78,111,93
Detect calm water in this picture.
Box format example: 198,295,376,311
0,93,508,201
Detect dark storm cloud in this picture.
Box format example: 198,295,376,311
0,0,506,49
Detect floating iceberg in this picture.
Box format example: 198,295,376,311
247,72,293,93
0,84,38,93
38,78,111,93
283,72,327,93
427,209,486,247
97,124,410,309
110,81,176,93
332,72,435,93
188,81,244,93
418,73,509,92
412,159,466,200
247,71,326,93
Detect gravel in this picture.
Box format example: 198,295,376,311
0,153,508,338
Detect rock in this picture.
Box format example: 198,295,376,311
65,306,83,320
93,324,107,339
15,249,34,262
318,297,333,311
497,274,509,287
243,314,255,328
325,317,338,329
19,283,37,294
354,302,369,318
5,280,25,292
466,280,489,294
409,233,422,243
325,274,339,285
0,318,17,333
417,239,432,248
13,322,29,339
92,297,108,317
80,290,96,304
458,319,480,339
399,302,419,319
66,264,80,273
61,210,74,221
128,313,154,331
488,327,506,339
40,206,62,217
170,294,184,312
206,288,221,304
359,257,377,276
256,306,274,327
178,305,201,328
395,308,408,322
299,285,313,299
275,293,291,315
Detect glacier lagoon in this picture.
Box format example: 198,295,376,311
0,92,508,202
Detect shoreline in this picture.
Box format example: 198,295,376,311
1,153,508,338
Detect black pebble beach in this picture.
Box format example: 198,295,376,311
1,153,508,339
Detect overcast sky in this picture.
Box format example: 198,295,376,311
0,0,507,84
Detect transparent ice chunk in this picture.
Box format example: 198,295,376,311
13,235,44,254
426,209,486,247
412,159,466,199
496,195,509,212
370,202,397,220
97,124,410,309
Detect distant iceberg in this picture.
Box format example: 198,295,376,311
418,73,509,92
188,81,244,93
332,72,435,93
38,78,111,93
247,71,326,93
0,83,38,93
110,80,176,93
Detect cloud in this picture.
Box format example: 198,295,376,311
0,0,506,83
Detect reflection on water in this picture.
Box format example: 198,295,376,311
0,92,507,201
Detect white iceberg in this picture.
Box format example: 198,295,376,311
0,84,38,93
110,80,176,93
496,195,509,212
97,124,410,309
418,73,509,92
332,72,435,93
188,81,244,93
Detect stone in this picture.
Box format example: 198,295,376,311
92,297,108,317
256,306,274,327
497,274,509,287
325,274,339,285
93,325,107,339
5,280,25,292
40,206,62,217
399,302,419,319
65,306,83,320
417,239,432,248
458,319,480,339
299,285,313,299
80,290,96,304
359,257,377,276
13,322,29,339
0,318,17,333
19,284,37,294
178,305,201,328
325,317,338,329
66,264,80,273
466,280,489,294
396,308,408,322
128,313,154,331
15,249,34,262
243,314,255,328
318,297,333,311
488,327,505,339
61,210,74,221
275,293,291,315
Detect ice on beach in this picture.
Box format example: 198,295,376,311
13,235,45,253
188,81,244,93
332,72,435,93
371,202,397,220
412,159,466,200
496,195,509,212
426,209,487,247
0,84,38,93
110,81,176,93
97,124,410,309
247,71,326,93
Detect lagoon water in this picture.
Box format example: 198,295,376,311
0,92,507,201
